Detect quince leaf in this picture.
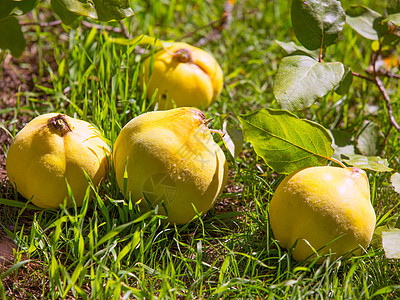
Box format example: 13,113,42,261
274,40,319,60
291,0,345,50
342,154,393,172
356,120,384,156
330,130,355,161
384,13,400,27
222,121,243,159
334,66,353,96
0,0,39,20
384,0,400,25
346,5,387,40
0,17,26,57
51,0,82,28
382,229,400,259
273,55,346,111
52,0,133,22
238,108,334,175
391,173,400,193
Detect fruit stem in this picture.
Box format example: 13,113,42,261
210,129,226,138
329,157,347,169
48,114,72,137
204,118,214,125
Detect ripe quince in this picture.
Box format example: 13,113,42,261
6,113,110,209
269,166,376,261
141,42,223,110
113,107,228,224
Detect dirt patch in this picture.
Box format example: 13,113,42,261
0,236,16,265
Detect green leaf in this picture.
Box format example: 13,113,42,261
342,154,393,172
53,0,134,22
0,17,26,57
222,121,243,159
346,5,386,40
356,121,384,156
291,0,345,50
273,55,346,111
382,229,400,258
334,66,353,96
382,33,400,49
391,173,400,193
52,0,97,19
238,108,334,175
384,13,400,27
0,0,39,20
91,0,134,22
51,0,82,28
330,130,355,161
274,40,319,60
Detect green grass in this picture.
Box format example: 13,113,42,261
1,0,400,299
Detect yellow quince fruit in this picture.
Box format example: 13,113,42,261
113,107,228,224
269,166,376,262
141,42,223,110
6,113,110,209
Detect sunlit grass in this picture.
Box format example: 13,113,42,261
1,0,400,299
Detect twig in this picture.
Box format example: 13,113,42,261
351,71,375,83
374,76,400,133
177,0,234,42
353,71,400,134
371,42,400,134
220,0,235,32
176,15,228,42
81,20,123,34
19,20,62,27
376,69,400,79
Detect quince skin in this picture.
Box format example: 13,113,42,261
6,113,110,209
141,42,223,110
269,166,376,261
113,107,228,224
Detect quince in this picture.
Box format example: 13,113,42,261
113,107,228,224
269,166,376,261
141,42,223,110
6,113,110,209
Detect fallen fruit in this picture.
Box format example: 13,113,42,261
113,107,228,224
269,166,376,261
141,42,223,110
6,113,110,209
